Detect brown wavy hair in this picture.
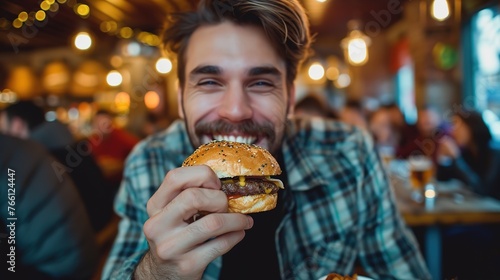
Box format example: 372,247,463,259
161,0,311,88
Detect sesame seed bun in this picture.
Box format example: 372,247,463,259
182,140,282,178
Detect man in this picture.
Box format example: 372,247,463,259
103,0,431,279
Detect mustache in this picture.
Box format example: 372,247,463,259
195,120,275,142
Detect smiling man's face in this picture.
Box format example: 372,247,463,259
179,21,294,154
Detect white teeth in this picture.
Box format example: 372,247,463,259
212,135,257,145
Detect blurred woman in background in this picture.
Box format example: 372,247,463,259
437,109,500,279
437,109,500,200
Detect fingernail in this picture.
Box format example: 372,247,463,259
246,216,254,229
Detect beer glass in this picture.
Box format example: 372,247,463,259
378,146,395,169
408,155,434,202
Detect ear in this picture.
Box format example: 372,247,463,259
287,84,296,118
177,87,184,119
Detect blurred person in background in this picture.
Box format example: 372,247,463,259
140,111,171,138
382,103,419,155
436,109,500,199
90,109,139,194
0,101,113,232
294,93,337,119
103,0,430,279
435,109,500,279
396,105,449,160
0,134,98,279
368,107,398,149
368,108,398,167
338,99,368,130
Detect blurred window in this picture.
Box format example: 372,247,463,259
470,5,500,140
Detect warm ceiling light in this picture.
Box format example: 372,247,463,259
155,58,172,74
120,27,133,39
75,4,90,17
35,11,46,21
341,20,371,66
144,91,161,110
114,91,131,111
308,62,325,81
341,30,371,66
431,0,450,21
40,1,51,11
347,37,369,64
74,31,92,50
106,70,123,87
18,12,28,22
12,19,22,29
326,66,340,81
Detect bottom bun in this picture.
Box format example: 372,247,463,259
228,193,277,214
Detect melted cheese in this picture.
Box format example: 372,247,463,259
239,176,245,187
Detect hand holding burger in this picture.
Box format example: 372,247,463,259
183,140,284,213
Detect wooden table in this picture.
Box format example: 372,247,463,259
389,166,500,280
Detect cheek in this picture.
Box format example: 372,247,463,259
254,94,288,117
183,95,219,124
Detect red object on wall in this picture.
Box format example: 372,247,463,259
390,37,411,74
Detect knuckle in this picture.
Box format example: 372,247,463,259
202,214,225,232
163,168,181,186
143,217,158,239
181,188,206,209
155,240,175,260
177,258,197,276
146,199,156,216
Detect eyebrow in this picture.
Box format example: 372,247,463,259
248,66,281,77
190,65,222,76
189,65,282,79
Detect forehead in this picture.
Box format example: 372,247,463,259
184,21,285,75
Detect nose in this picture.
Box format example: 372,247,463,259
217,84,253,122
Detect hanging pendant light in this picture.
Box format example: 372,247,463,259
341,20,371,66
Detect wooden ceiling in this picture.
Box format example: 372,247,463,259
1,0,493,54
0,0,413,54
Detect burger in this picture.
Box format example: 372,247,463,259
182,140,284,213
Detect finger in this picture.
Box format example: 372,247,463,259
168,187,230,226
147,165,221,216
152,213,253,260
144,188,229,240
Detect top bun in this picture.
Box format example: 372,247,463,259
182,140,282,178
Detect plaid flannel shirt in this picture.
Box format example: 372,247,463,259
102,118,431,280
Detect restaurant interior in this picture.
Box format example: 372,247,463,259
1,0,500,279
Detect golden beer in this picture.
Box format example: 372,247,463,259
409,156,433,190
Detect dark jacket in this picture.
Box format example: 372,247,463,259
31,121,114,231
0,135,98,279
